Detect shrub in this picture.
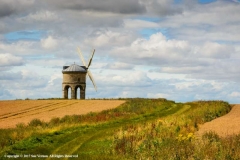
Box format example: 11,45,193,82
49,117,60,126
16,123,26,129
28,119,45,127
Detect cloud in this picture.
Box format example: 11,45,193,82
0,69,54,99
111,32,192,65
0,71,22,80
158,1,240,42
48,73,62,86
0,41,40,56
83,30,137,49
19,10,59,22
124,19,159,28
95,71,152,88
41,36,58,49
0,53,24,67
0,86,12,99
142,0,182,16
229,91,240,97
110,32,239,83
231,0,240,3
105,62,134,70
29,59,66,68
34,0,142,16
196,42,234,59
0,0,34,18
44,0,146,14
0,0,240,104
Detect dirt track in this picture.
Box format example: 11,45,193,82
0,100,125,129
197,104,240,137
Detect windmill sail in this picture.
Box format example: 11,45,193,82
87,70,97,91
77,47,87,67
77,47,97,92
87,49,95,68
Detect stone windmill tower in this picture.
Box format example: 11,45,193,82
62,48,97,99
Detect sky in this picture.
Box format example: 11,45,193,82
0,0,240,103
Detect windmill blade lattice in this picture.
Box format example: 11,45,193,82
87,49,95,68
77,47,87,67
77,47,97,92
87,70,97,91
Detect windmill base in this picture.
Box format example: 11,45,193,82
62,83,86,100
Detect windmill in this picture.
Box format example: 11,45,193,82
62,47,97,99
77,47,97,92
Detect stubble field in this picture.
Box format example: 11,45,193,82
197,104,240,137
0,100,125,128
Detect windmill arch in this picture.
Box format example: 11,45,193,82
63,85,72,99
74,85,85,99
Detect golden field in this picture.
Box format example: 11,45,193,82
197,104,240,137
0,100,125,128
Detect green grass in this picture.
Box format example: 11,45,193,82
0,98,236,159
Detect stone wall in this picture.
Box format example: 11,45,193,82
62,72,87,99
63,72,86,83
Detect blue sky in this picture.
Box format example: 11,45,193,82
198,0,217,3
0,0,240,103
4,30,45,41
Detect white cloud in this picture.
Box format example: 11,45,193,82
30,59,66,68
0,41,39,56
19,10,59,22
0,71,22,80
229,92,240,97
48,73,61,86
112,32,191,64
110,32,240,83
198,42,234,59
124,19,159,28
83,30,136,48
147,93,170,99
41,36,58,49
158,2,240,42
106,62,134,70
0,53,24,66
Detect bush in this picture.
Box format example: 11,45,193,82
28,119,45,127
16,123,26,129
49,117,60,126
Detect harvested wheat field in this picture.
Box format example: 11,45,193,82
0,100,125,129
197,104,240,137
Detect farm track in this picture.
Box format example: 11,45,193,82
0,100,125,128
47,103,184,159
45,129,96,160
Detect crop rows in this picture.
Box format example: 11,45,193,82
0,100,125,128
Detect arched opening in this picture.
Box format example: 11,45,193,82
68,87,71,99
75,86,82,99
76,87,80,99
64,85,72,99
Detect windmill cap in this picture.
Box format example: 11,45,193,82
62,64,87,73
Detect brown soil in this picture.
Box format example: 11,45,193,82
0,100,125,129
197,104,240,137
